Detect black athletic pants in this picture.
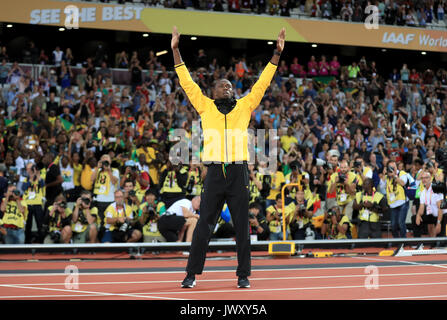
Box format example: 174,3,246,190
186,162,251,277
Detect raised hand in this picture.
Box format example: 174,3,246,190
171,26,180,50
277,28,286,53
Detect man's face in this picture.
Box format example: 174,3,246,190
329,155,338,168
146,194,156,205
115,192,124,206
214,80,233,100
340,162,349,174
192,197,201,211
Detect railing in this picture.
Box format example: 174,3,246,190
1,238,446,255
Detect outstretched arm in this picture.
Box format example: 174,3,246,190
271,28,286,66
241,28,286,112
171,26,210,115
171,26,183,66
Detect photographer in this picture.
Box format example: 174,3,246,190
0,185,28,244
158,160,188,209
327,159,357,220
121,160,150,203
286,189,315,240
353,178,389,239
43,194,72,244
102,190,142,243
284,161,310,205
21,162,45,243
324,150,340,213
71,191,98,243
157,196,201,242
248,164,263,206
248,202,269,241
327,208,353,240
185,164,203,200
266,193,286,240
415,171,443,237
91,154,120,232
139,189,167,242
379,160,414,238
353,157,373,192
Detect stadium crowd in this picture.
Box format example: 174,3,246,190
91,0,447,28
1,37,447,245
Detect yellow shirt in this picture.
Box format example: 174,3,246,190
1,200,28,229
328,171,357,205
280,135,298,153
71,207,99,233
175,62,277,163
267,171,286,200
73,163,83,187
355,190,384,223
104,203,133,231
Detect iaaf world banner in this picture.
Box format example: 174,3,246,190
1,0,447,52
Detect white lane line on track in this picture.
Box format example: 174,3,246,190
0,284,187,300
114,281,447,296
351,256,447,269
1,271,447,287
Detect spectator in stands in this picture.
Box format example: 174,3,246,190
52,46,64,67
307,56,318,77
0,59,8,87
329,56,340,77
340,2,353,21
130,59,143,93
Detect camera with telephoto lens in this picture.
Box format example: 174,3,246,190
328,209,337,217
354,161,362,169
49,231,61,243
298,203,306,216
387,165,394,174
119,220,130,232
58,201,67,209
248,212,256,219
102,160,110,168
146,205,157,220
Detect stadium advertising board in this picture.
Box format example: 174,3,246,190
1,0,447,52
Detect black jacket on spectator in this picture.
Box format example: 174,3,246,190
45,163,63,205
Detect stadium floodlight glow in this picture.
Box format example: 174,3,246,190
156,50,168,57
191,36,197,40
267,41,274,45
311,44,317,48
421,51,427,55
59,27,65,31
381,48,387,52
6,24,13,28
142,33,149,37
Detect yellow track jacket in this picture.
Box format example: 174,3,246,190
175,62,277,163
